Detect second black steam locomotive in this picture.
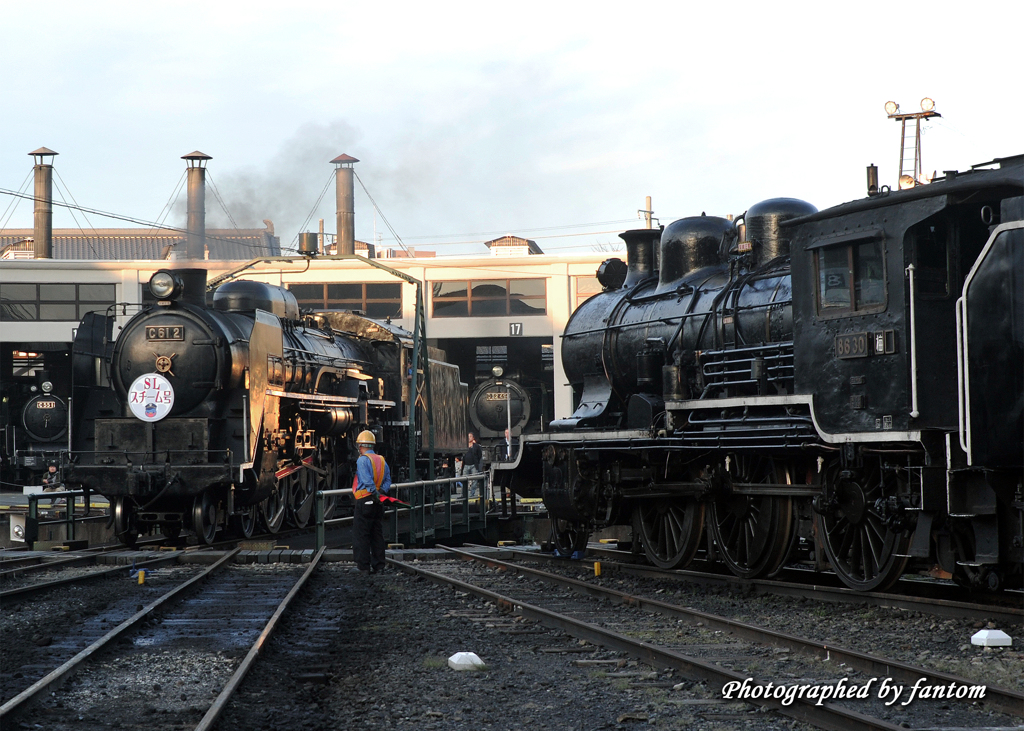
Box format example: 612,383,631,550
1,371,69,485
496,155,1023,592
67,269,466,544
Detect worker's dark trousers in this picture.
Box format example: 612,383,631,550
353,497,386,572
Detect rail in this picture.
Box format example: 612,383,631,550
19,488,101,549
437,547,1024,722
314,471,489,550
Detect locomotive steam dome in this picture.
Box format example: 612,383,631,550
213,280,300,320
744,198,818,267
657,215,735,292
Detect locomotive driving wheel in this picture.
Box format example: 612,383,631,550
230,504,258,539
708,456,794,579
192,491,218,545
286,469,315,529
111,497,138,548
316,448,339,521
260,486,286,534
550,518,589,557
634,498,705,569
817,462,910,592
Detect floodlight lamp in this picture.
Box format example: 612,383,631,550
885,101,899,115
920,97,935,112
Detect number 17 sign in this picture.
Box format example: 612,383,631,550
127,372,175,422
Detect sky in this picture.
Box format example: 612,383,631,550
1,1,1021,256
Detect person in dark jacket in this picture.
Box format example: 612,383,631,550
462,432,484,497
351,430,392,574
463,432,483,473
42,463,66,508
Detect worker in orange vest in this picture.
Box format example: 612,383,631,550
352,430,392,574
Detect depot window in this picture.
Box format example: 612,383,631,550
572,275,602,311
813,236,886,316
287,283,402,319
431,279,546,317
0,283,117,321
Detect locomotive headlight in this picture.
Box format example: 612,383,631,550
491,366,504,378
41,381,53,394
149,271,179,300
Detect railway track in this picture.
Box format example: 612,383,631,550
392,548,1023,731
0,538,171,581
0,514,340,597
507,545,1024,627
0,553,184,602
0,547,323,730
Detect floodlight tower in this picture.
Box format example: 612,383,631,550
884,98,940,189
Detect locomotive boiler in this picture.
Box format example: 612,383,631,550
499,156,1023,593
67,268,466,545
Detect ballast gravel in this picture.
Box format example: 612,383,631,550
212,564,813,731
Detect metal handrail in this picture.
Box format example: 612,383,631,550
314,471,489,550
23,488,98,549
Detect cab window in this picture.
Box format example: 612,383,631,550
815,238,886,316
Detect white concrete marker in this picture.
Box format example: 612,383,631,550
448,652,485,670
971,629,1012,647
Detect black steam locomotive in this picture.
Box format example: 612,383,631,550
67,269,466,544
0,371,69,484
497,155,1023,592
468,369,551,462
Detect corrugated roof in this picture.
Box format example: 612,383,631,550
0,228,280,260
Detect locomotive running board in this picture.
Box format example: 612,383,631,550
667,394,922,445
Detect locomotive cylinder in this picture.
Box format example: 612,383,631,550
308,406,354,435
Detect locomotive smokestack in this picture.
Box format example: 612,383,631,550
182,151,211,260
619,228,660,288
331,154,359,256
29,148,58,259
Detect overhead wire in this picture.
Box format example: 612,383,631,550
148,170,187,237
0,187,274,254
0,169,33,233
206,173,242,233
52,171,100,259
354,171,409,253
289,172,334,253
383,218,638,241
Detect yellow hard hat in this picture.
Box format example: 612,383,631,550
356,430,376,445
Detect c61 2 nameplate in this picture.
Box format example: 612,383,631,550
146,325,184,341
835,331,870,359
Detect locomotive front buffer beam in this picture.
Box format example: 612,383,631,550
68,459,234,502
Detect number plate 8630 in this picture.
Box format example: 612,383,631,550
835,332,869,359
